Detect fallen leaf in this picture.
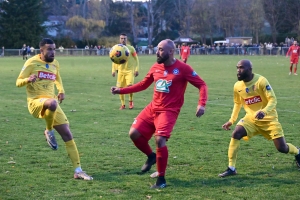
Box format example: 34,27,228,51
7,161,16,164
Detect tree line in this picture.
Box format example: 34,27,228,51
0,0,299,48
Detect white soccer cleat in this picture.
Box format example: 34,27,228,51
289,72,292,75
294,73,298,75
150,171,159,178
74,171,93,181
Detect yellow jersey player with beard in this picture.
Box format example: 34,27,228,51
112,33,139,110
219,59,300,177
16,38,93,180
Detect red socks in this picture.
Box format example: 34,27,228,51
133,136,153,156
156,146,168,176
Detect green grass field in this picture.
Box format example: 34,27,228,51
1,55,300,200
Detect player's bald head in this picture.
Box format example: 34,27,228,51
237,59,252,70
159,39,176,51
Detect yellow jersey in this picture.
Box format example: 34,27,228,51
16,54,64,100
229,74,277,124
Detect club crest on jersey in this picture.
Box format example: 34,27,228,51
46,64,49,69
38,71,56,80
246,88,249,93
192,71,197,76
266,85,272,91
164,70,168,77
173,68,179,75
155,79,172,93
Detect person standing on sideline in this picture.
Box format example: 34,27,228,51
22,44,27,60
286,41,300,75
111,39,208,188
16,38,93,180
219,59,300,177
180,43,190,63
112,33,139,110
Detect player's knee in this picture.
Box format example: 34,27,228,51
46,99,58,111
129,128,140,140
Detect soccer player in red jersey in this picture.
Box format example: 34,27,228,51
180,43,190,63
286,41,300,75
111,39,208,189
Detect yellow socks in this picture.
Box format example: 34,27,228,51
287,143,299,155
119,94,125,106
129,93,133,102
44,109,55,130
65,140,81,169
228,138,240,168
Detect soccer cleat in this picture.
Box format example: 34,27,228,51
44,130,58,150
295,148,300,168
150,176,167,189
129,101,134,109
289,72,292,75
294,73,298,75
218,167,237,177
74,171,93,181
141,152,156,173
119,105,125,110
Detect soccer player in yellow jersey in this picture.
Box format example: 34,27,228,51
16,38,93,180
219,59,300,177
112,33,139,110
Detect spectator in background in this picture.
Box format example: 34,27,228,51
59,45,64,53
27,46,31,57
22,44,27,60
1,46,4,56
30,46,35,55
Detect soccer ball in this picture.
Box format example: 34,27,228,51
109,44,130,64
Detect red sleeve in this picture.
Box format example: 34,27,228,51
120,68,154,94
184,65,208,106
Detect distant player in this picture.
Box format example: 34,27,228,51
219,59,300,177
286,41,300,75
112,33,139,110
16,38,93,180
180,43,190,63
111,39,208,188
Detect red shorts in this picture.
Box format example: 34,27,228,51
290,57,299,64
131,104,179,141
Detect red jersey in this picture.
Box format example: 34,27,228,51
286,45,300,58
120,59,208,113
180,46,190,59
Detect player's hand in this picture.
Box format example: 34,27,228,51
57,93,65,103
112,72,116,77
28,74,37,83
134,71,139,77
222,121,232,130
195,105,205,117
111,86,120,95
255,110,265,120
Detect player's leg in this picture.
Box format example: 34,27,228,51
289,60,293,75
28,98,58,150
125,72,134,109
151,111,178,189
53,106,93,180
294,58,298,75
129,105,156,172
117,73,126,109
218,125,247,177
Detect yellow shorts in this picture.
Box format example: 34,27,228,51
117,71,134,88
237,116,284,141
28,98,69,126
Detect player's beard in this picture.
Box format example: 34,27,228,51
44,54,54,62
237,72,248,81
157,53,169,64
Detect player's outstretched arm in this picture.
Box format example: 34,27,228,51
222,121,232,130
111,86,120,95
195,105,205,117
